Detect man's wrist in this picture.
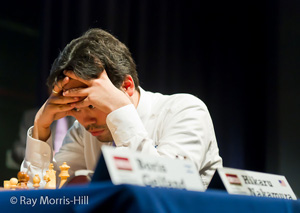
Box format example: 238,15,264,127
32,124,51,142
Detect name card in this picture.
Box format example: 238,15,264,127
209,167,297,200
99,146,205,191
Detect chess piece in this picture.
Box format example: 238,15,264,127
17,171,30,189
44,171,51,188
44,163,56,189
33,174,41,189
10,178,18,190
3,180,10,189
59,162,70,188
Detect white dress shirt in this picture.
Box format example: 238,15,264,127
21,87,222,188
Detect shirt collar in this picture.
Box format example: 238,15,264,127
136,87,151,122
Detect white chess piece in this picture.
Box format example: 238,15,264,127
44,163,56,189
59,162,70,188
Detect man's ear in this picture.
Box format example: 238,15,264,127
121,75,135,96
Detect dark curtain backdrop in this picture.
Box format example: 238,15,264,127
38,0,278,173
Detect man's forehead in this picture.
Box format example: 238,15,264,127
64,78,88,90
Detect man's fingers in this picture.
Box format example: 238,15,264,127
63,87,89,97
64,70,111,85
47,102,76,112
63,70,91,86
52,77,70,95
49,95,82,104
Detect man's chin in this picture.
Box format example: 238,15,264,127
95,134,114,143
88,128,113,142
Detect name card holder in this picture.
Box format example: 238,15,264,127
92,146,205,192
209,167,297,200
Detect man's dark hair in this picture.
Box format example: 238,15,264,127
47,28,139,92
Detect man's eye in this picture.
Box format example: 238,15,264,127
73,107,80,112
89,105,95,109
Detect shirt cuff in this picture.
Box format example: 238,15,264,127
106,104,147,147
25,126,53,167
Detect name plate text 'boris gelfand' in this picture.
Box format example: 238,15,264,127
101,146,205,192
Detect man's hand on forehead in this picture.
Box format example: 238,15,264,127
48,75,86,114
62,70,132,114
33,73,85,141
52,76,70,95
63,70,93,86
62,78,89,92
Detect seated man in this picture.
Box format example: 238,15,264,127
21,28,222,188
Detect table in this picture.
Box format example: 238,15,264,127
1,181,299,212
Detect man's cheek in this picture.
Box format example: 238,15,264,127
69,112,81,122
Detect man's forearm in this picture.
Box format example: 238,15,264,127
33,123,51,142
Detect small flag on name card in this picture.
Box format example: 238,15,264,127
279,180,286,187
226,174,242,186
114,156,133,171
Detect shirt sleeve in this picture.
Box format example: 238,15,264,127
106,96,222,188
21,122,85,188
107,104,160,156
21,126,53,188
157,95,223,187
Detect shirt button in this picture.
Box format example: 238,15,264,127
43,153,48,157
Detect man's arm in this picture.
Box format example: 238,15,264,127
33,76,79,142
20,76,81,188
106,94,222,187
21,122,85,188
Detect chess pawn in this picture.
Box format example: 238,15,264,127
59,162,70,189
17,171,30,189
33,174,41,189
10,178,18,190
